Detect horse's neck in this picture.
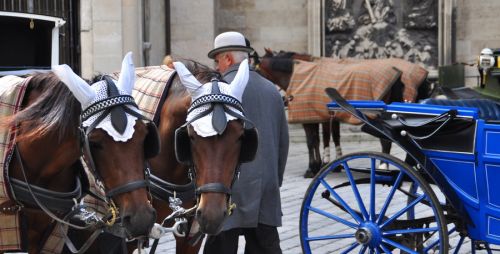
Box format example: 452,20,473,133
12,134,80,188
149,85,191,184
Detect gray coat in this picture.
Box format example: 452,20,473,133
221,63,289,230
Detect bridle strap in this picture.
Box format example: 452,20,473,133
195,183,231,195
81,95,137,121
106,180,149,198
14,147,99,230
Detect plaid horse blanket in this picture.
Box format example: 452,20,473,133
112,65,176,122
287,58,428,124
0,75,28,251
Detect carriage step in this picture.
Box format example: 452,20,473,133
288,123,378,143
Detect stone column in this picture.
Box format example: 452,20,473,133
122,0,143,66
438,0,454,66
308,0,322,56
80,0,93,79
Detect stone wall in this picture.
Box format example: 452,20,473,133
456,0,500,86
169,0,215,66
80,0,500,86
169,0,308,64
213,0,309,58
80,0,166,79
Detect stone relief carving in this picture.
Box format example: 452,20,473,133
326,0,355,32
324,0,438,70
405,0,437,29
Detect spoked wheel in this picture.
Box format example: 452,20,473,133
300,152,448,253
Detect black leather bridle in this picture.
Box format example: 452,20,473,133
79,76,152,201
177,78,255,197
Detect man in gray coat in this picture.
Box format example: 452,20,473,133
203,31,289,254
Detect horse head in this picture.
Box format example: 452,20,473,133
254,48,294,91
49,53,156,238
172,59,258,235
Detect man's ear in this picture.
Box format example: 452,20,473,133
226,52,235,65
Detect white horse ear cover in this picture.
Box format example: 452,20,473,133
173,61,203,98
116,52,135,94
229,59,249,101
52,64,96,109
54,53,143,142
173,59,250,137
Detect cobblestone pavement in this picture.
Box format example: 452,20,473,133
144,123,494,253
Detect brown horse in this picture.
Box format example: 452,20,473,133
253,48,432,177
0,55,156,253
115,59,257,253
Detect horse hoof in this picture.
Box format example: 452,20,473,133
303,169,316,178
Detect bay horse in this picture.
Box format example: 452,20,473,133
0,53,156,253
114,59,257,253
253,48,432,177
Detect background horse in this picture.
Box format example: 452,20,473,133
253,49,432,177
113,59,257,253
0,55,156,253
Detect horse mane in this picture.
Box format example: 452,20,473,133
182,59,221,83
169,59,222,94
5,72,81,142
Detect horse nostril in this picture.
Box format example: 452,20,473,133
196,208,202,218
223,210,227,217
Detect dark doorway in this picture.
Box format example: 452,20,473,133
0,0,81,74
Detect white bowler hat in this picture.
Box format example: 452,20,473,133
208,31,254,59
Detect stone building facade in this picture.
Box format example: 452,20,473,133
80,0,500,86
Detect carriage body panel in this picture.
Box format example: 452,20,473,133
328,100,500,244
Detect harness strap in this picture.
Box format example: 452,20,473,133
195,183,231,195
106,180,149,198
9,177,82,214
148,174,195,202
14,147,99,231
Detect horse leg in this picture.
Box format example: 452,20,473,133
331,120,342,159
379,138,392,169
174,236,202,254
303,123,321,178
321,122,330,164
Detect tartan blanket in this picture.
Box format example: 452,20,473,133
112,65,176,122
0,75,28,251
287,58,428,124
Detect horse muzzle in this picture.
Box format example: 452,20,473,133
195,191,232,235
121,204,157,238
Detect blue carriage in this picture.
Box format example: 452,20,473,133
300,88,500,253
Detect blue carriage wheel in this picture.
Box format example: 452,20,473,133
300,152,448,253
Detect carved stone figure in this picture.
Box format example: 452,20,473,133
326,0,355,32
405,0,437,29
324,0,437,69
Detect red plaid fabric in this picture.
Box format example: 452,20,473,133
0,75,29,251
112,65,176,121
287,58,428,124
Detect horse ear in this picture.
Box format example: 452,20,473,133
229,59,249,101
173,61,203,95
116,52,135,94
52,64,96,108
